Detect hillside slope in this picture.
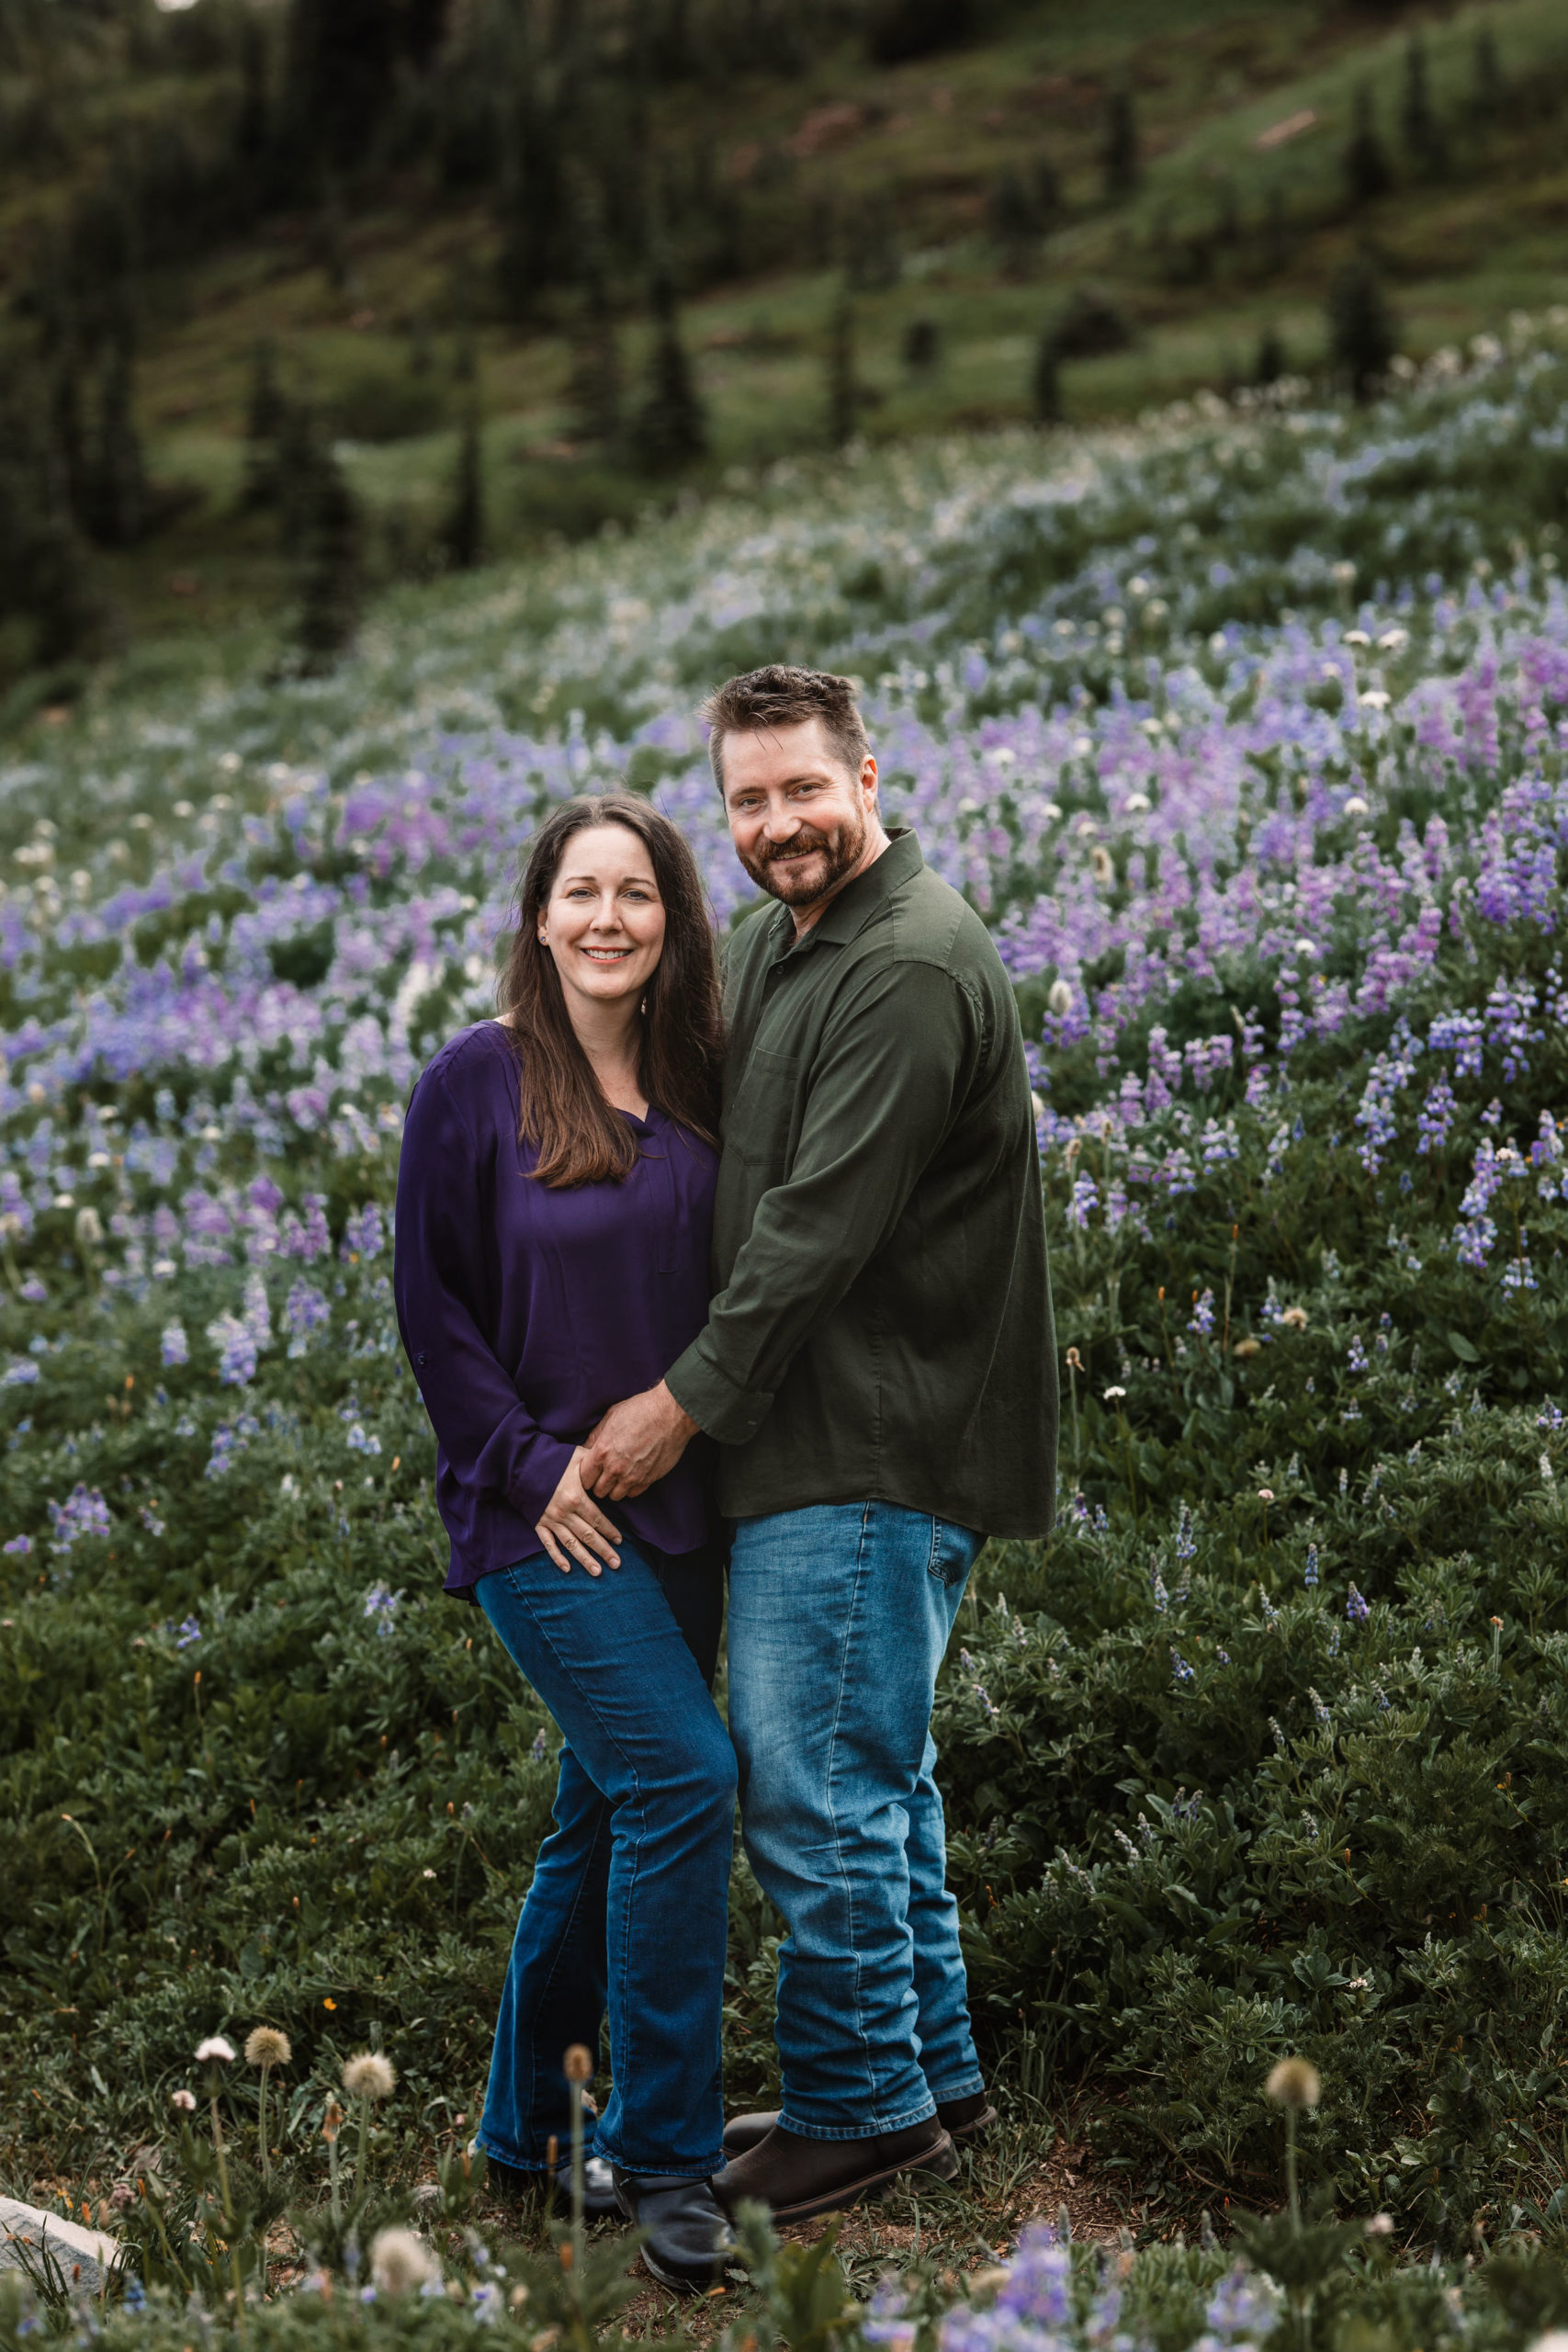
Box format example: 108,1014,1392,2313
1,0,1566,692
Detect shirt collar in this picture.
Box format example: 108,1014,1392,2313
771,829,923,958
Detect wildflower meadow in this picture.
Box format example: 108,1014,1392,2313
6,316,1568,2348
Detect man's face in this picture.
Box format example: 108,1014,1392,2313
720,718,879,913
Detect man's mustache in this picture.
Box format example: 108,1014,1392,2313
761,827,835,862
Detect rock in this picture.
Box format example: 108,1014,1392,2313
0,2199,120,2294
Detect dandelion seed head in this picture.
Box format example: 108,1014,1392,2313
170,2088,197,2112
369,2228,438,2297
343,2051,396,2100
195,2035,235,2064
1265,2056,1321,2109
244,2026,292,2070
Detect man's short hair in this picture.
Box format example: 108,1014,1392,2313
700,665,872,794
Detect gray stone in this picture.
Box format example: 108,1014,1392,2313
0,2199,120,2295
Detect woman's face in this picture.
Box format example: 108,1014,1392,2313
537,823,666,1021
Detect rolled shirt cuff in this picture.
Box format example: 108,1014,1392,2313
666,1336,773,1447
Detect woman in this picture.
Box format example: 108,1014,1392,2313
393,794,735,2291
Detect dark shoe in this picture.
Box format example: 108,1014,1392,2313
613,2170,735,2293
484,2150,620,2219
712,2118,957,2223
722,2093,995,2158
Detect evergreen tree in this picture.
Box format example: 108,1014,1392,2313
28,512,107,666
845,193,900,292
1344,84,1392,208
628,273,706,472
1032,153,1062,223
291,432,361,673
48,342,85,528
1402,33,1446,175
441,390,483,571
81,331,146,548
276,394,321,557
1213,179,1240,248
1253,323,1286,386
0,351,105,665
495,99,568,321
1101,89,1138,201
827,296,856,449
236,7,269,163
566,273,622,447
987,167,1040,274
282,0,400,169
1472,26,1502,130
1328,251,1396,401
1032,327,1062,426
901,316,941,372
240,338,288,512
1261,185,1291,277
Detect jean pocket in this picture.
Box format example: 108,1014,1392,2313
927,1519,983,1588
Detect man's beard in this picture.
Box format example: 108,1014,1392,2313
739,809,867,909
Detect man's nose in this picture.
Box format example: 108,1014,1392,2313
761,808,798,841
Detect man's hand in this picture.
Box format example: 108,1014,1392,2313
581,1381,699,1501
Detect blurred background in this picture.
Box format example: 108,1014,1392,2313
0,0,1563,713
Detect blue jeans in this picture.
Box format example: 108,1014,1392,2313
727,1502,986,2141
474,1537,734,2178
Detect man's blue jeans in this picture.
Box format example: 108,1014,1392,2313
474,1537,734,2178
727,1502,986,2141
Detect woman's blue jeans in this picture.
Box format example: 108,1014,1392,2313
474,1536,733,2179
728,1502,986,2140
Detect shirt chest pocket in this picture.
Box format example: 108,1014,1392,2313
729,1046,802,1173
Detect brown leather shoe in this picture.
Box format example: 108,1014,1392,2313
712,2117,957,2222
722,2091,996,2159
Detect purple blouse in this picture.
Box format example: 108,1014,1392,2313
393,1022,719,1595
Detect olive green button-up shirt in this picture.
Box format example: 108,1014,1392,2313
666,829,1057,1537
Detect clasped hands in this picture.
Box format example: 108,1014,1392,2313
536,1382,699,1577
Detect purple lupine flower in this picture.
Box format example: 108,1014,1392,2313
206,1312,257,1386
863,2278,915,2351
341,1202,385,1261
1347,1583,1371,1624
48,1484,111,1554
363,1582,400,1634
161,1321,189,1368
285,1278,331,1356
1207,2264,1279,2343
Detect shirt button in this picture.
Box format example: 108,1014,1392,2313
416,1351,429,1368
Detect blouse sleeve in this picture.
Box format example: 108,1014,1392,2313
393,1059,574,1533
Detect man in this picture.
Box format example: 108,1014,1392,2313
581,664,1056,2224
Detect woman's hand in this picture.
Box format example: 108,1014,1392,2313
537,1448,622,1577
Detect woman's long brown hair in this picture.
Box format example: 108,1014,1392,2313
499,794,724,1187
